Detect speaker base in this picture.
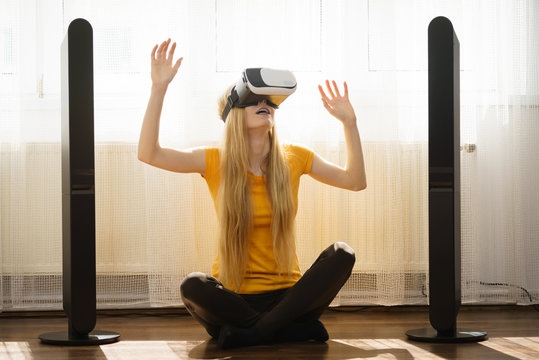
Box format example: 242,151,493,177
406,327,487,343
39,330,120,346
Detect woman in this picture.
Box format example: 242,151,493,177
138,39,367,349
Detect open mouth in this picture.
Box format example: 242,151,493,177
256,108,270,115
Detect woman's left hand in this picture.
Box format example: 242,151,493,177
318,80,357,127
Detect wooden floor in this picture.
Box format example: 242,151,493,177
1,306,538,359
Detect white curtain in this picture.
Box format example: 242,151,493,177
1,0,537,311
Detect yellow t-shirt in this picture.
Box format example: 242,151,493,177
203,144,314,294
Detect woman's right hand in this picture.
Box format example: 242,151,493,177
151,38,183,89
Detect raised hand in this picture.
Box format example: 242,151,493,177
151,39,183,89
318,80,357,127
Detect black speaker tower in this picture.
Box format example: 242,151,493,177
405,17,487,343
39,19,120,346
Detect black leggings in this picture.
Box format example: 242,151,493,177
180,242,355,340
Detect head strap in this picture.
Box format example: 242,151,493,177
221,87,239,122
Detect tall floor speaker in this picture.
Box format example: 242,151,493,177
405,16,487,343
39,18,120,346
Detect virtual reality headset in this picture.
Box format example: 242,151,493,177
221,68,297,122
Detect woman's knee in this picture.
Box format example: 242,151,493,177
333,242,356,268
180,272,208,300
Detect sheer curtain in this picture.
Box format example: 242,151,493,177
1,0,537,311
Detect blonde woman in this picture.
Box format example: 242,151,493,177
138,39,367,349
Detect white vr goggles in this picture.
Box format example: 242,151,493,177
221,68,297,122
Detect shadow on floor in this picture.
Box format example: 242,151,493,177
188,339,414,360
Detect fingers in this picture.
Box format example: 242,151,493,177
173,57,183,72
157,40,166,59
325,80,336,98
153,39,182,66
332,80,341,97
151,44,158,62
161,39,171,59
321,97,331,111
319,86,335,113
168,42,177,63
318,84,328,100
156,39,171,60
320,80,349,99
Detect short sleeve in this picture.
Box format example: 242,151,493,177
284,144,314,175
203,148,221,195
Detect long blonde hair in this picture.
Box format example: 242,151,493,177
217,88,296,291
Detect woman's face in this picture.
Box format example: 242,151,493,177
244,100,275,131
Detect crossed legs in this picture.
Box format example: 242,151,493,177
180,242,356,347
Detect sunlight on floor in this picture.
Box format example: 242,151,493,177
479,337,539,360
0,341,32,360
99,340,206,360
333,339,446,359
1,337,539,360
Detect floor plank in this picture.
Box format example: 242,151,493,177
1,307,538,359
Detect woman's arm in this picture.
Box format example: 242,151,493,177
137,39,205,174
309,80,367,191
